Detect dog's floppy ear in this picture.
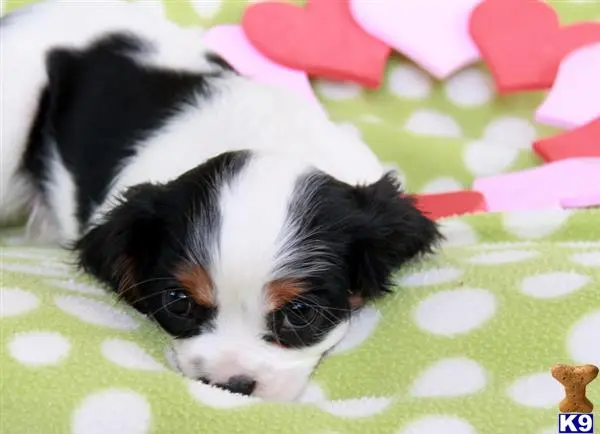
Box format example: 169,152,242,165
74,183,166,309
347,172,441,304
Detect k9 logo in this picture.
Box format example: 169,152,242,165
559,414,594,434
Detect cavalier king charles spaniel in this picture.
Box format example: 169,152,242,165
0,0,440,401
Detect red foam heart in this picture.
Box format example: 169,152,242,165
533,117,600,162
414,191,487,220
470,0,600,93
242,0,391,88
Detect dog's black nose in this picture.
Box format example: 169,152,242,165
216,375,257,396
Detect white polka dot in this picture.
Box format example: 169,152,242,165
72,389,150,434
0,287,39,317
504,210,572,239
319,397,392,418
8,331,70,366
413,288,496,336
463,140,520,176
331,307,381,355
337,122,362,140
444,68,493,107
0,262,70,277
468,250,539,264
54,295,139,330
401,415,476,434
316,80,362,100
101,339,165,371
483,116,537,150
189,0,221,18
567,310,600,366
570,251,600,267
399,267,463,287
388,64,432,100
47,279,106,295
188,380,258,408
507,372,563,408
404,110,462,137
438,218,478,246
420,177,463,194
521,272,590,298
410,357,487,397
298,382,327,403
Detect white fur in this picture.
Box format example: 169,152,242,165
0,0,386,401
91,75,384,226
175,156,352,401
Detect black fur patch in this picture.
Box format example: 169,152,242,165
265,171,441,348
75,150,250,338
21,32,223,226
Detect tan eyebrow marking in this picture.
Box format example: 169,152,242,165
267,279,304,311
175,264,215,308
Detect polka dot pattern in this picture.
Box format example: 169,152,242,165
2,208,599,433
404,109,462,137
463,140,520,177
8,331,71,366
410,358,487,397
413,288,497,336
507,372,563,408
1,287,39,317
54,295,139,330
71,389,151,434
520,272,590,298
388,64,432,100
444,68,493,107
483,116,537,150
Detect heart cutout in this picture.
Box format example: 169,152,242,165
474,158,600,212
535,43,600,130
203,25,323,111
350,0,483,79
414,190,487,220
534,118,600,162
469,0,600,93
242,0,391,88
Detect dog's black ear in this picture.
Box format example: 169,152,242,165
74,183,166,308
347,172,441,304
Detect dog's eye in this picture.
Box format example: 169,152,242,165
162,289,194,317
282,302,318,329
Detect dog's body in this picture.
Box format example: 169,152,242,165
1,0,440,401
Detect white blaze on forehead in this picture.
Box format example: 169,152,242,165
212,154,312,311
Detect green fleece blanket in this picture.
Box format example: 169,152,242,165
1,1,600,434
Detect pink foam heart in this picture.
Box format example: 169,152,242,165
473,158,600,212
535,43,600,129
203,25,323,109
561,193,600,209
350,0,483,79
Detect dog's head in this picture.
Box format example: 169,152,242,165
75,150,440,401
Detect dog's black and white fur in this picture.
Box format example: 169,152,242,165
0,0,440,401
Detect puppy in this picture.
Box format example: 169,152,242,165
0,0,441,401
